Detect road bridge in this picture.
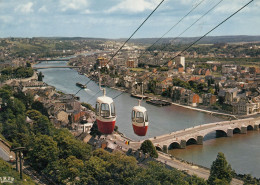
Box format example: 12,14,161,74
36,59,69,62
142,117,260,153
33,66,81,69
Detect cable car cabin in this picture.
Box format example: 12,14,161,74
96,95,116,134
132,105,149,136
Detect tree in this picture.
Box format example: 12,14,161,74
90,121,102,138
140,140,158,158
208,152,233,185
29,134,59,170
31,101,49,116
38,72,43,81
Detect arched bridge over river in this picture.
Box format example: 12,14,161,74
142,117,260,153
33,66,81,69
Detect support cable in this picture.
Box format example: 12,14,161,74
111,0,254,100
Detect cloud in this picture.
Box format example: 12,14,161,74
60,0,89,11
213,0,256,14
14,2,34,14
39,6,48,13
107,0,162,13
0,15,13,23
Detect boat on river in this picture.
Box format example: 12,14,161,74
76,82,87,89
131,93,148,99
146,99,171,107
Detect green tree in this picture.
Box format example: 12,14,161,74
31,101,49,117
208,152,233,185
90,121,102,138
28,134,59,170
81,102,95,112
38,72,43,81
53,129,91,160
33,115,53,135
147,80,157,93
140,140,158,158
45,156,84,184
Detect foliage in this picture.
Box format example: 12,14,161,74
31,101,49,117
1,66,33,79
140,140,158,158
0,86,209,185
38,72,43,81
14,90,34,109
147,80,157,94
53,129,91,160
90,121,102,138
81,102,95,112
208,152,233,185
236,174,260,185
0,158,36,185
28,134,59,171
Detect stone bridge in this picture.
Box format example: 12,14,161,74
147,117,260,153
33,66,81,69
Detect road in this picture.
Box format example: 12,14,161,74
157,153,243,185
0,147,10,161
110,133,243,185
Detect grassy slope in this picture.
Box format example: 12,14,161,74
0,158,36,185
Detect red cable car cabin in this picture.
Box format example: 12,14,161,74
96,95,116,134
132,105,149,136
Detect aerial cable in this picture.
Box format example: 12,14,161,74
97,0,223,100
112,0,254,100
72,0,165,98
139,0,223,64
87,0,210,101
146,0,207,51
165,0,224,48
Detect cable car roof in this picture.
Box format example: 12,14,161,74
132,105,147,112
97,95,114,104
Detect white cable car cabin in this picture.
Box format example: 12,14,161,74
96,94,116,134
132,103,149,136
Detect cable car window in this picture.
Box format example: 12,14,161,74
95,103,100,116
101,103,110,117
132,110,136,121
145,111,148,122
110,103,116,116
136,111,144,123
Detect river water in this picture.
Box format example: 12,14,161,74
35,61,260,177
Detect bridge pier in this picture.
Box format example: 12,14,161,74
180,140,186,149
227,128,233,137
254,124,259,131
163,145,168,153
241,126,247,134
197,136,203,145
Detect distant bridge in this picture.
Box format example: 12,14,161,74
33,66,81,69
36,59,69,62
133,117,260,152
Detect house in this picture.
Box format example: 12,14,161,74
224,87,239,104
56,110,69,125
232,98,259,115
203,93,217,106
179,89,200,107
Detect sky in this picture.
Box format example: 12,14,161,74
0,0,259,38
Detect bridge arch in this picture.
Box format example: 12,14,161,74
247,125,254,130
233,128,241,134
168,142,181,150
155,146,162,151
186,138,197,146
203,129,227,141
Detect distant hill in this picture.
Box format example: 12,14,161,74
128,35,260,45
32,35,260,45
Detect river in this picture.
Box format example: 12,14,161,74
35,60,260,177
